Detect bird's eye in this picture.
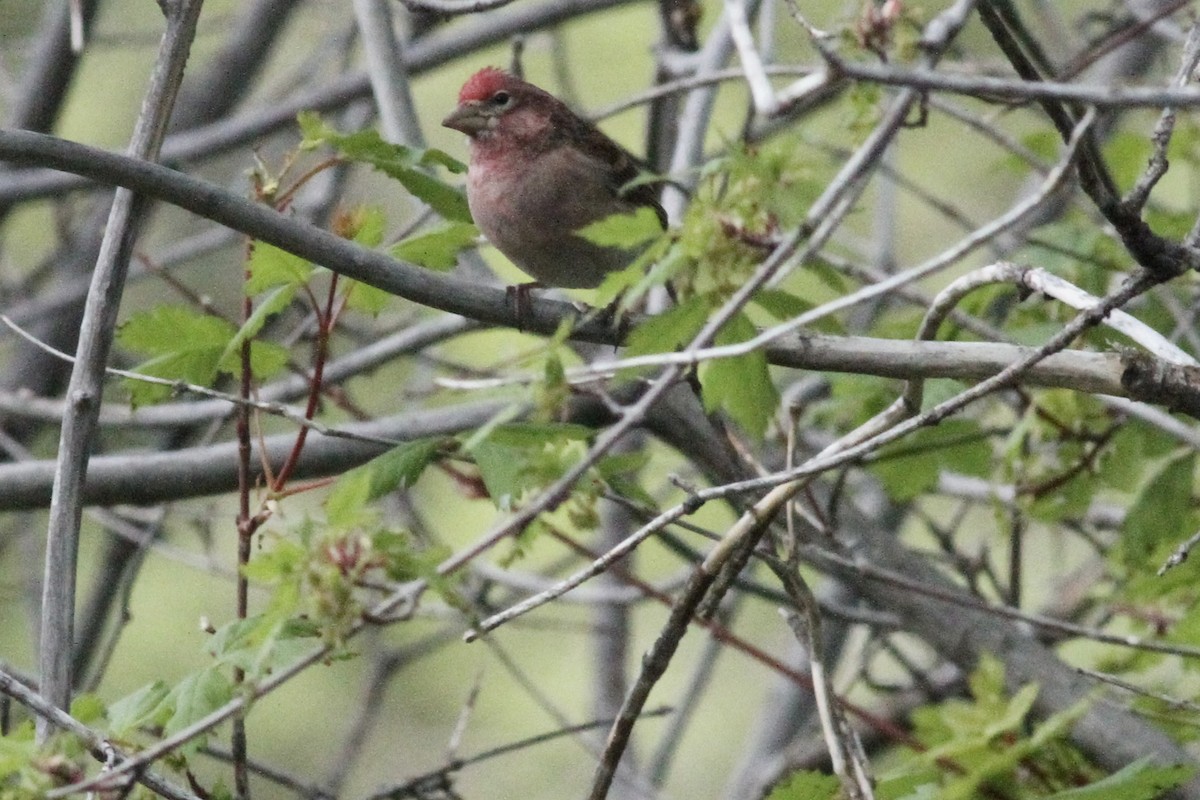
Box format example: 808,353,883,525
491,91,511,107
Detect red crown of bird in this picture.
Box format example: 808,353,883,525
458,67,512,103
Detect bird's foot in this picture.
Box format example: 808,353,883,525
505,282,544,332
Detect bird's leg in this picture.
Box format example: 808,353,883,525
505,281,543,332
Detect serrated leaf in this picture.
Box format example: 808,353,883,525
1046,758,1196,800
297,110,333,147
119,306,232,355
365,438,443,497
125,350,224,407
301,117,471,222
387,167,471,222
620,294,713,381
218,284,294,371
472,440,526,511
107,681,171,736
418,147,468,174
246,241,313,294
118,303,256,405
246,340,290,380
341,280,393,315
699,313,778,439
208,615,317,677
578,206,664,248
162,667,234,753
1123,451,1195,567
325,439,443,527
390,222,479,271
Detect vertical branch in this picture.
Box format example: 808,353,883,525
232,241,256,799
37,0,205,743
772,561,874,800
352,0,427,147
646,0,701,174
591,475,642,800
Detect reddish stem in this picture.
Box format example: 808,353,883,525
271,273,339,492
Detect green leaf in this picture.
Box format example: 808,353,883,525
364,438,444,497
119,306,233,355
467,423,588,511
472,440,527,511
123,350,223,406
417,147,468,174
871,420,992,502
1046,759,1196,800
620,294,713,381
596,450,655,507
877,772,940,800
218,284,294,371
70,693,106,725
751,289,813,321
299,114,470,222
766,769,840,800
458,403,525,452
247,340,291,380
334,207,391,314
941,694,1088,800
208,615,318,677
246,241,313,294
107,681,171,736
118,306,239,406
341,280,393,316
326,465,373,528
578,206,664,248
325,439,443,527
484,422,594,447
242,536,307,585
390,222,479,271
162,667,234,753
699,312,779,439
350,205,386,247
593,237,680,310
386,168,472,223
1123,451,1195,567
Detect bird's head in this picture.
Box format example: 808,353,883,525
442,68,556,145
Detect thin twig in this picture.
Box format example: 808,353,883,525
0,667,199,800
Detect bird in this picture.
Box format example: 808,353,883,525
442,67,667,291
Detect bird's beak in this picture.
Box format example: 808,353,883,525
442,103,487,135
